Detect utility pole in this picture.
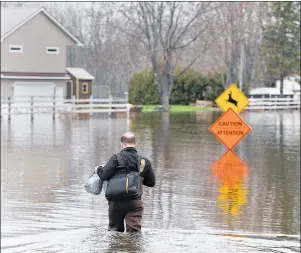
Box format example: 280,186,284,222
239,42,244,91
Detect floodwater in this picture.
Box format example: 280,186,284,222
1,110,300,253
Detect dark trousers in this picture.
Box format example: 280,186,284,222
108,200,144,232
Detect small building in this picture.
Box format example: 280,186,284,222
66,67,94,99
248,87,294,99
249,75,300,99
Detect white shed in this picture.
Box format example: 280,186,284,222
249,75,300,99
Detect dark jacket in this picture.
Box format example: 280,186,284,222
97,147,156,188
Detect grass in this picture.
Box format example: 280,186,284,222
142,104,216,113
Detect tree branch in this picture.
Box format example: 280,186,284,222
163,3,177,48
172,24,208,50
138,3,153,51
171,2,214,48
118,8,149,37
168,5,183,48
109,22,148,48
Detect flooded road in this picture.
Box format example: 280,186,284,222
1,110,300,252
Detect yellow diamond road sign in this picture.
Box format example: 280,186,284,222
215,83,249,114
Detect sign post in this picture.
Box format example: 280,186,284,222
209,83,251,218
209,83,251,149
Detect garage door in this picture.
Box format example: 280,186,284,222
14,82,63,103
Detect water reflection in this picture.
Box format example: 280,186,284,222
211,150,249,225
1,110,300,252
217,183,248,216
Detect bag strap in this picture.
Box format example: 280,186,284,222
137,154,142,173
115,153,126,167
115,153,142,173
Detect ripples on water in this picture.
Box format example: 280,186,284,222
1,110,300,252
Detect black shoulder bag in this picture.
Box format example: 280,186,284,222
105,153,142,201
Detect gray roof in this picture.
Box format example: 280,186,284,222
1,7,40,37
66,67,95,80
1,7,83,46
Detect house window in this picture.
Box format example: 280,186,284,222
82,83,89,94
46,47,59,54
9,45,23,53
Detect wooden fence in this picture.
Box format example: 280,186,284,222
1,95,129,120
1,95,300,120
246,97,300,110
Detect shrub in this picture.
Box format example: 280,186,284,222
203,72,226,101
128,70,160,104
170,68,205,105
129,68,226,105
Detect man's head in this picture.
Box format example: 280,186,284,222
120,132,136,149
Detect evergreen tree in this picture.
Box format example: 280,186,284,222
261,2,300,95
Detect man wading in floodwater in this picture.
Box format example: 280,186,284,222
96,132,156,232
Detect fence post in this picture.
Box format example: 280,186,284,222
53,86,56,120
72,95,76,116
286,96,289,109
274,96,277,110
108,95,112,116
8,96,11,121
90,95,93,117
30,96,34,120
124,92,130,120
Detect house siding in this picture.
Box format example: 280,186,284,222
1,12,74,73
0,79,67,99
1,80,13,98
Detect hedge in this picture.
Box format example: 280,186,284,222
128,68,226,105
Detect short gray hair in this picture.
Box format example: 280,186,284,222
120,132,136,144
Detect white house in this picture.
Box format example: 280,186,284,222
249,75,300,99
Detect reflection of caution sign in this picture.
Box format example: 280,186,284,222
211,150,249,186
209,108,251,150
217,183,248,216
211,150,249,216
215,83,249,114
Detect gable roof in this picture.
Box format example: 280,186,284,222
1,7,83,46
66,67,95,80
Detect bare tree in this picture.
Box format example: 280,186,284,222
210,2,268,89
109,2,225,110
46,3,145,98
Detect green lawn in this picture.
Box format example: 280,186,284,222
142,104,215,112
